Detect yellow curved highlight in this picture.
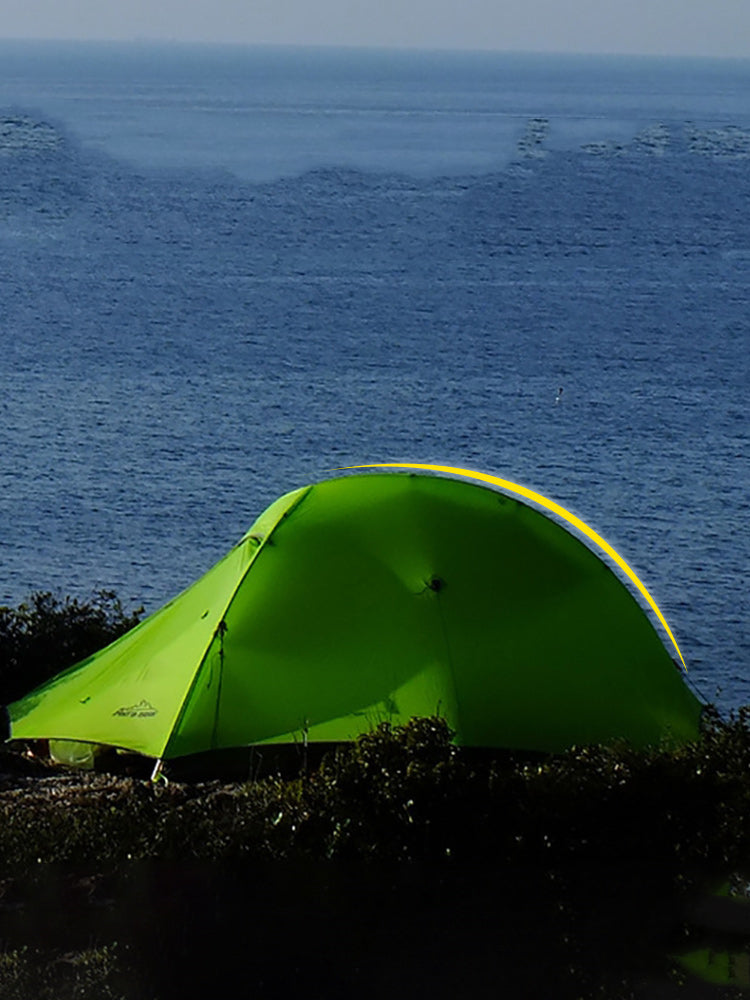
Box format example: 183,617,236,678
340,462,686,670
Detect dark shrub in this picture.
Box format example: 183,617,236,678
0,591,143,705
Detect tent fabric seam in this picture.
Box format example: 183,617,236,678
162,485,314,757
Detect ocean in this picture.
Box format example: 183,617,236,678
0,41,748,710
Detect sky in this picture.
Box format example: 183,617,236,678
1,0,749,58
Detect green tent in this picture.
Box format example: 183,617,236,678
7,470,702,763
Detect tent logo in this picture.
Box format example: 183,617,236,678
113,699,158,719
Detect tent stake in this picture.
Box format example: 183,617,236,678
150,758,164,783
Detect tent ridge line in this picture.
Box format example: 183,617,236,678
161,485,315,758
338,462,687,671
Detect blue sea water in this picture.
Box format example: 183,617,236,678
0,41,748,710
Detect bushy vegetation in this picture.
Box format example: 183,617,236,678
0,945,125,1000
2,717,750,998
0,591,143,705
1,713,749,876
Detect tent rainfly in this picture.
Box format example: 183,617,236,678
6,468,703,764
